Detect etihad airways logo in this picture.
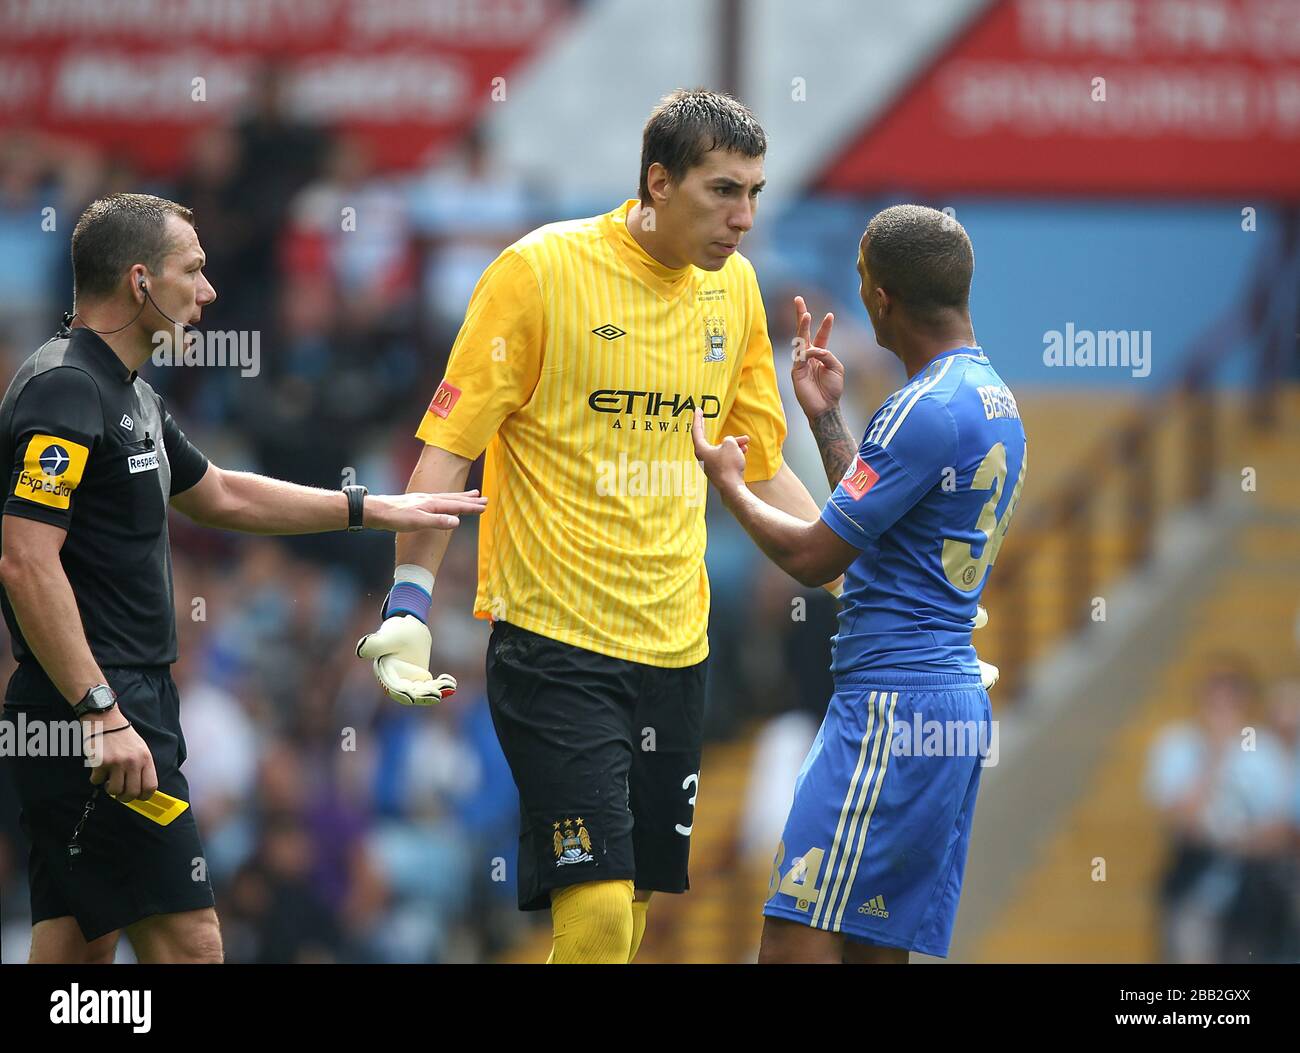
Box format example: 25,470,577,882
588,389,720,432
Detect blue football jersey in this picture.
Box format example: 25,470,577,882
820,346,1027,677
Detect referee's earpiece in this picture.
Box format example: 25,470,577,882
138,277,147,292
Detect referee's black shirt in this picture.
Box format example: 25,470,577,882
0,327,209,669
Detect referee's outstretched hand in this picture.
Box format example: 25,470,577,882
86,719,158,803
364,490,487,532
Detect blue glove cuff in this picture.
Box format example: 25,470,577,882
384,581,432,623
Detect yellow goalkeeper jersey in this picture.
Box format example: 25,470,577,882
416,199,786,667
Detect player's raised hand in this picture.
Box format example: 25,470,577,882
364,490,487,532
691,409,749,495
790,295,845,420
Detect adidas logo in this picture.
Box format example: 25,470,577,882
857,894,889,918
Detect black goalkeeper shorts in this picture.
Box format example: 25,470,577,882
1,662,215,942
486,621,708,911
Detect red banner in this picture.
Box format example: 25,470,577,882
0,0,570,173
819,0,1300,198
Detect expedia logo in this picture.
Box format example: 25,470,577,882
17,434,89,510
39,445,70,475
17,470,73,501
588,390,722,433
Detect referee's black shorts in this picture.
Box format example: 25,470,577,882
1,662,214,941
486,620,708,911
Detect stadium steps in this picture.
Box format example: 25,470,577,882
1014,390,1139,503
963,390,1300,962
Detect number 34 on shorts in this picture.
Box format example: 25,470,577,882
767,841,826,912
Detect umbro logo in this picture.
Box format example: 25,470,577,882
119,414,134,431
592,324,626,341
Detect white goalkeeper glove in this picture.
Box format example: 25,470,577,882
973,604,999,691
356,567,456,705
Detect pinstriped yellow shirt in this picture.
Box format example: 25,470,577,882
416,199,786,667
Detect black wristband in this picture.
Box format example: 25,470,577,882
343,484,368,532
85,720,133,740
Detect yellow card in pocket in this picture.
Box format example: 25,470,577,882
113,790,190,826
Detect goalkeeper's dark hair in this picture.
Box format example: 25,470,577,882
72,192,194,303
638,88,766,206
864,205,974,325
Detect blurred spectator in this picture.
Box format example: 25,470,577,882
0,134,78,361
1268,679,1300,951
408,124,535,371
226,815,345,964
1145,658,1297,963
167,126,250,424
734,563,837,863
288,136,416,327
227,65,329,333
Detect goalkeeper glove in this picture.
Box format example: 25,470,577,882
972,604,999,691
356,565,457,705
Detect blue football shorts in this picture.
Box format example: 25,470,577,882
762,671,992,958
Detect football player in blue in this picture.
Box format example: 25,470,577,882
692,204,1026,963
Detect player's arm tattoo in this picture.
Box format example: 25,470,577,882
810,408,857,490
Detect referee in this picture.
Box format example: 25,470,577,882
0,193,485,964
358,90,839,963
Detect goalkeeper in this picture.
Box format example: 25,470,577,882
358,90,841,964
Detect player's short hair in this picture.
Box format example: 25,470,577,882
638,88,766,206
864,205,974,324
71,193,194,301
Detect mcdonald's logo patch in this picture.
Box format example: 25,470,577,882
428,380,462,420
840,456,879,500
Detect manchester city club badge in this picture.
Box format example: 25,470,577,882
703,316,727,362
553,818,594,866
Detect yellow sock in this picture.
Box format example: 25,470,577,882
628,898,650,962
548,880,634,964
